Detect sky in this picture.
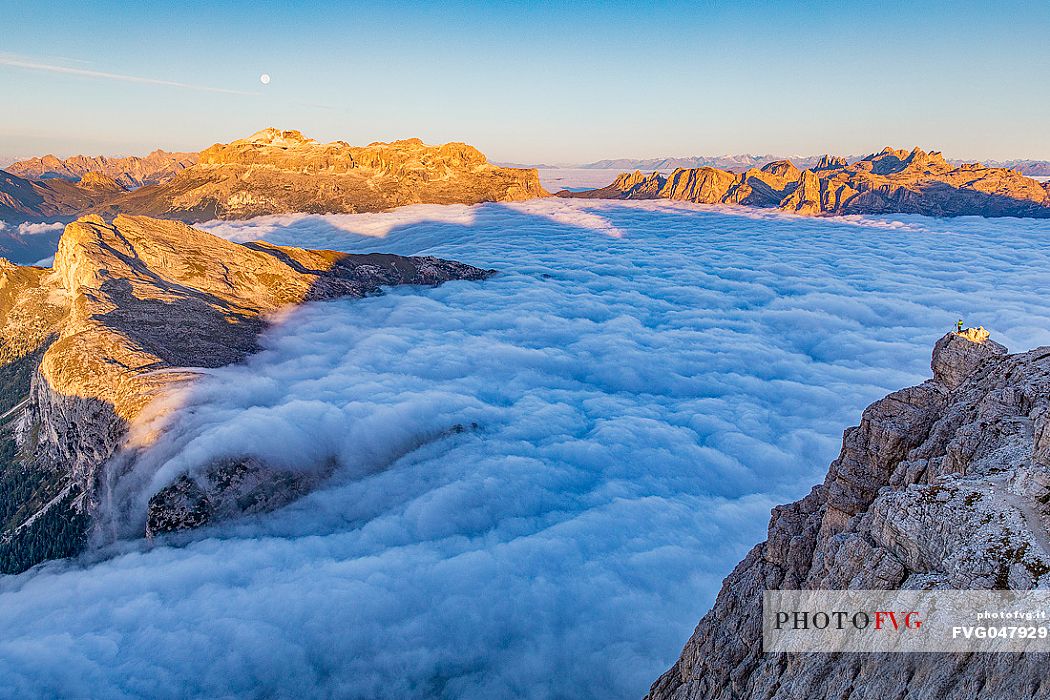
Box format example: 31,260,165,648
5,201,1050,697
1,1,1050,164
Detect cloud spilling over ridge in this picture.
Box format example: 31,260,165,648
5,200,1050,698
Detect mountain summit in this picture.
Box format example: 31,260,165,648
153,127,547,220
0,129,548,225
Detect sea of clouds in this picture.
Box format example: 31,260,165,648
0,220,65,266
4,200,1050,698
535,168,633,192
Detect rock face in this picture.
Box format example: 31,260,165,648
931,327,1006,389
812,154,848,171
0,214,493,573
98,128,548,221
570,170,668,200
75,171,127,194
647,330,1050,700
0,129,547,225
564,146,1050,218
145,457,324,538
7,150,198,189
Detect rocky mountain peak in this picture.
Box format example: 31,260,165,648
244,127,315,147
813,154,848,170
931,327,1007,389
613,170,650,189
570,170,667,201
879,145,909,158
76,171,126,192
759,159,801,180
900,146,951,174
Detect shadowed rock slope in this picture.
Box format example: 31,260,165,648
565,147,1050,218
0,214,492,573
0,169,115,221
647,330,1050,700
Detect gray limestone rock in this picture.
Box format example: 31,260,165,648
647,332,1050,700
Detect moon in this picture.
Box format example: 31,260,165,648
259,73,271,85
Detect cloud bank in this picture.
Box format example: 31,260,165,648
4,200,1050,698
16,222,64,236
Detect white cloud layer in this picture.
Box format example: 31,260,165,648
16,221,65,236
4,200,1050,698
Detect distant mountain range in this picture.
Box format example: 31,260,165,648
492,161,565,170
575,154,832,172
982,159,1050,176
562,147,1050,218
540,154,1050,176
7,150,197,189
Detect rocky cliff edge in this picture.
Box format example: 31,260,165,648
648,329,1050,700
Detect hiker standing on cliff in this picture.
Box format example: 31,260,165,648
956,319,963,332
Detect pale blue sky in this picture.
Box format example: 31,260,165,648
2,0,1048,163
